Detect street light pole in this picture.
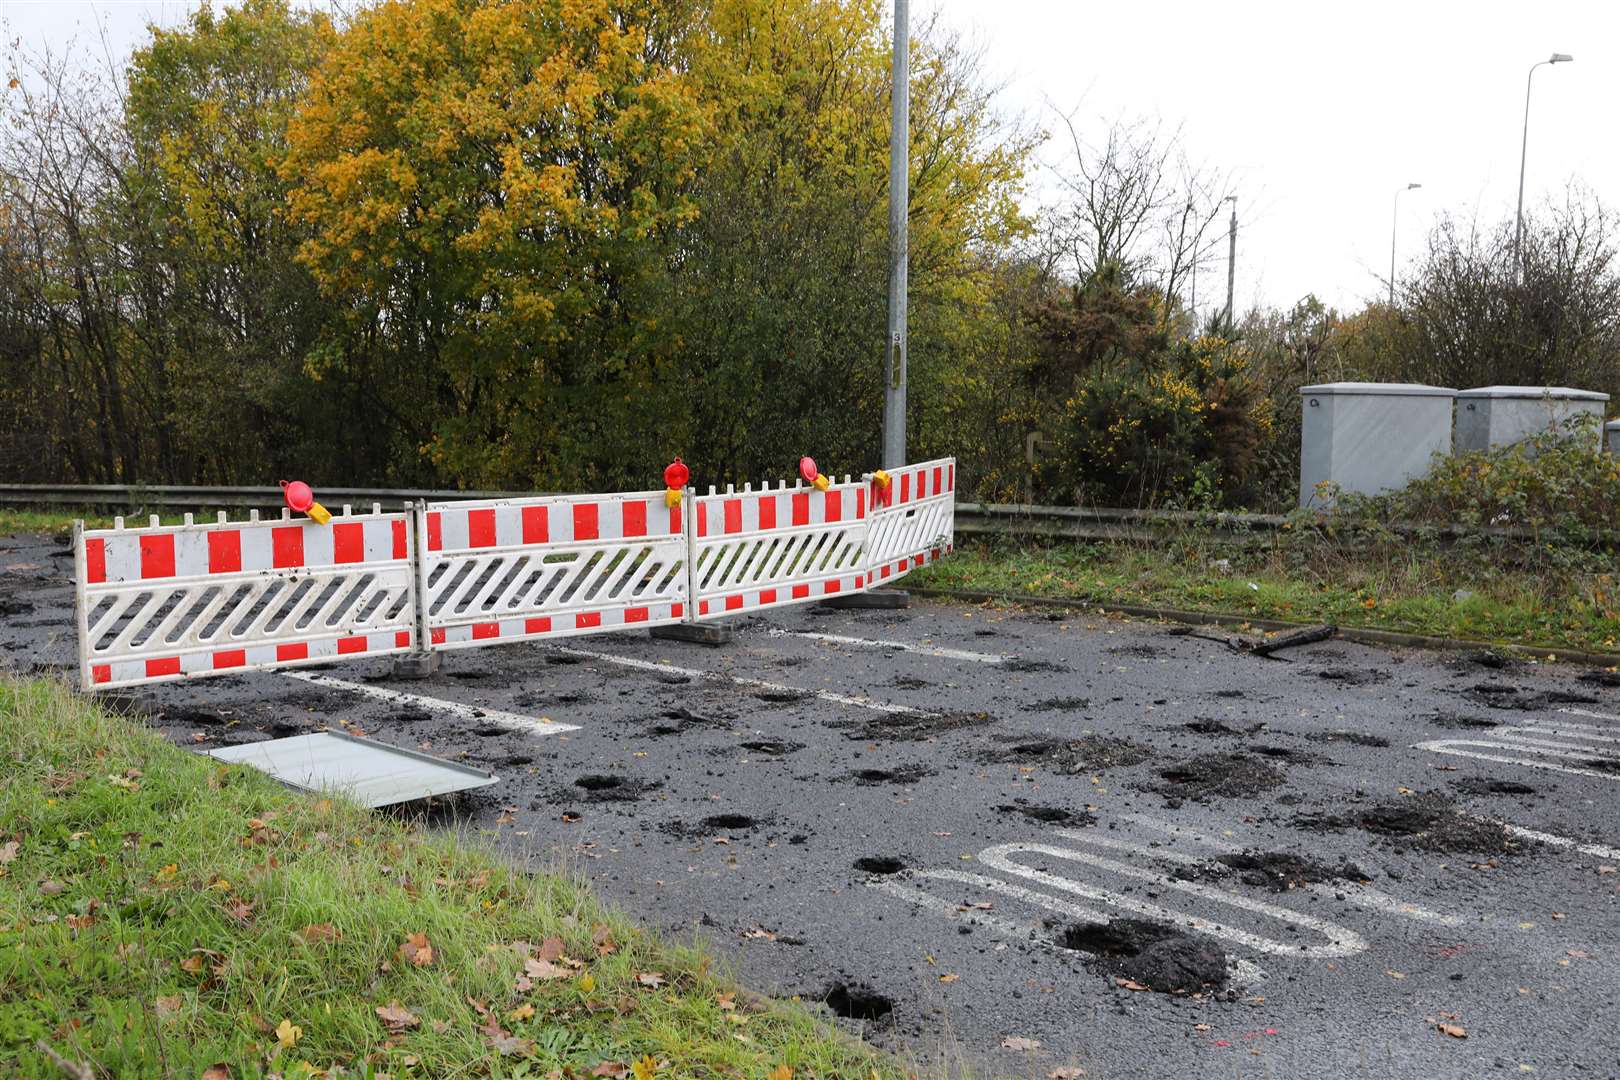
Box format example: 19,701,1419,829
1390,182,1421,307
881,0,909,470
1514,52,1572,273
1222,195,1237,331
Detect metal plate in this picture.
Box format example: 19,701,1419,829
208,730,498,807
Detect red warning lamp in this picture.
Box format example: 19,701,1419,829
663,457,689,508
280,479,332,525
799,456,830,492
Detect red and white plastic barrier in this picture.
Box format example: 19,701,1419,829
72,460,955,690
417,491,687,649
866,458,956,583
689,478,869,619
74,506,415,690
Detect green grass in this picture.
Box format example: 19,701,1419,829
915,533,1620,656
0,677,898,1079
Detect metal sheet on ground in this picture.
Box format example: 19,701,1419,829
208,730,498,807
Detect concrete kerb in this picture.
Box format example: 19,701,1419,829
650,622,735,646
903,586,1620,669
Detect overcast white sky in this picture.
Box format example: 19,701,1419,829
7,0,1617,316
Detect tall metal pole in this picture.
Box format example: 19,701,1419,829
1515,53,1572,275
881,0,909,470
1223,196,1237,330
1390,182,1421,307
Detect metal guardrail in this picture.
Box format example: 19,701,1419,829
0,483,526,511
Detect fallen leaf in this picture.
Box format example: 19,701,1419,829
375,1002,419,1031
591,1063,630,1078
1002,1036,1042,1051
524,956,568,981
1113,977,1151,992
579,972,596,993
592,924,618,955
275,1018,301,1048
537,936,566,961
636,971,666,989
399,932,434,967
202,1066,230,1080
0,840,18,864
297,923,341,944
716,992,736,1011
766,1066,792,1080
153,995,183,1021
632,1056,660,1080
39,879,63,896
742,927,776,941
939,973,960,983
1194,1024,1210,1032
487,1033,534,1056
1386,970,1406,980
1048,1069,1087,1079
509,1003,535,1021
1437,1023,1467,1039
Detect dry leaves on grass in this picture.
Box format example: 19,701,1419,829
375,1002,419,1031
297,923,341,944
635,972,666,990
0,839,18,864
274,1019,301,1048
592,924,618,955
1048,1069,1087,1079
201,1065,230,1080
152,995,183,1022
399,932,434,967
1002,1036,1042,1051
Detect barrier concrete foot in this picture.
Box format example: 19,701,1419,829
819,589,909,610
650,623,734,646
390,651,442,679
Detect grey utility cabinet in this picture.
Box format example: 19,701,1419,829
1453,386,1610,453
1298,382,1455,507
1605,419,1620,456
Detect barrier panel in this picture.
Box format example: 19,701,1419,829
866,457,956,584
418,491,687,649
74,507,415,690
689,479,870,619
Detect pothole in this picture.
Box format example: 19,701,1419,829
1027,696,1091,711
1464,685,1599,711
1298,793,1529,854
847,710,995,742
472,726,507,737
1060,918,1227,994
1002,657,1065,673
892,675,929,690
736,739,805,755
822,983,893,1024
1184,719,1262,737
848,765,932,785
853,856,907,875
995,802,1095,826
754,688,809,704
1153,753,1283,800
1315,667,1388,685
1311,730,1389,748
571,775,660,802
987,735,1151,773
1453,778,1538,796
1424,711,1500,730
1174,850,1368,892
703,813,758,831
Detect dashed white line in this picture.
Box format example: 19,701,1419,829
1562,707,1620,724
764,628,1008,664
549,644,936,716
1413,738,1620,780
1498,823,1620,862
283,671,579,737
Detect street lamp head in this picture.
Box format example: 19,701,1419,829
1550,53,1573,63
1406,182,1423,190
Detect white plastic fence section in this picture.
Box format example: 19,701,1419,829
74,507,415,690
867,457,956,585
418,491,687,649
689,479,870,619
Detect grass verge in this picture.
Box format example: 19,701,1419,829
915,533,1620,655
0,676,896,1079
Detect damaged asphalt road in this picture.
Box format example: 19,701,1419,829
5,529,1620,1078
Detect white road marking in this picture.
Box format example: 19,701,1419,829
1498,823,1620,862
765,628,1007,664
1111,817,1464,927
1494,727,1620,748
1414,737,1620,780
1563,707,1620,724
869,870,1267,987
976,841,1366,958
550,644,936,716
283,671,579,737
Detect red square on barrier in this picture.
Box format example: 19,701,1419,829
791,584,809,599
85,538,106,583
900,473,910,503
759,588,776,605
573,504,599,541
522,505,549,544
525,617,551,634
625,606,649,622
825,580,841,594
214,650,246,669
140,534,175,579
699,600,709,615
933,466,943,494
472,622,499,640
757,496,776,530
671,603,684,618
724,499,742,534
468,509,496,548
792,492,810,526
576,612,601,629
146,657,181,678
430,629,446,645
338,636,368,655
396,631,411,648
427,512,443,551
857,489,865,518
277,643,309,662
880,565,892,579
333,522,365,564
725,595,743,611
622,501,648,538
272,527,303,569
392,520,408,560
208,531,241,574
824,491,841,523
948,464,955,489
92,664,110,684
917,470,929,498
